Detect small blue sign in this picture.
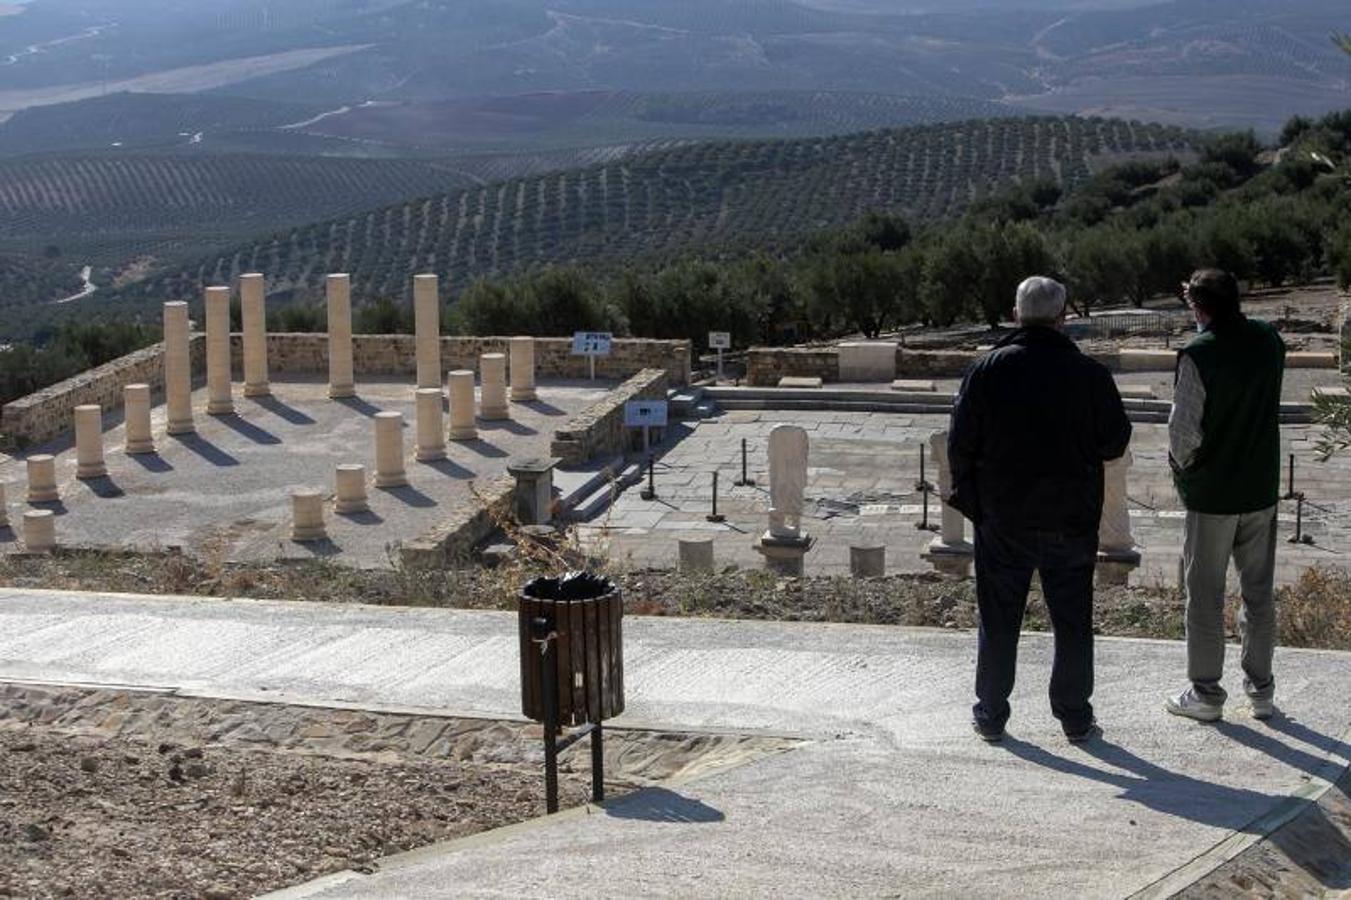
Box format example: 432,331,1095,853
572,331,613,356
624,400,669,429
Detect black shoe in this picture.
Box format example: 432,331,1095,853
1065,720,1102,744
972,720,1005,743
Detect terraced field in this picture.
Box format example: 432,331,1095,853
102,116,1192,314
0,154,473,266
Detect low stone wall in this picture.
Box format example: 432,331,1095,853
399,474,515,569
550,368,670,465
747,348,839,387
895,350,978,378
0,337,205,450
229,334,690,384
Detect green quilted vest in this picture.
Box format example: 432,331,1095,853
1174,315,1286,514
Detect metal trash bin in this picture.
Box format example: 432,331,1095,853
518,572,624,811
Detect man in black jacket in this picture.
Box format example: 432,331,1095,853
948,276,1131,743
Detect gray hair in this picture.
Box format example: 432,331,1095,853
1015,276,1067,326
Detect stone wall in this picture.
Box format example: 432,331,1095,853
746,348,839,386
230,334,690,384
0,337,206,450
550,368,671,465
399,474,516,569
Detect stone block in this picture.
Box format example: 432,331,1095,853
679,538,715,574
891,379,936,392
1287,351,1338,370
778,377,823,389
1118,349,1178,372
1117,384,1157,400
850,545,885,578
1312,385,1350,401
839,342,897,382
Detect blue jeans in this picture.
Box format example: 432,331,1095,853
973,521,1098,733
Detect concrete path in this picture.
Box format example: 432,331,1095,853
1,587,1349,898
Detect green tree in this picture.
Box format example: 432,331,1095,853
1064,227,1137,315
920,231,980,327
970,222,1055,325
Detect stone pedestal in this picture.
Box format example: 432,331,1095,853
23,509,55,553
480,353,509,420
755,533,813,577
335,464,369,514
327,273,356,399
851,544,886,578
679,538,715,574
291,489,327,542
73,405,107,479
123,383,156,455
163,301,195,435
240,273,270,398
1097,450,1140,584
415,388,447,462
204,285,234,415
507,457,559,526
414,274,441,390
925,431,972,561
839,341,897,382
510,336,537,402
26,455,58,503
447,370,477,441
374,411,408,488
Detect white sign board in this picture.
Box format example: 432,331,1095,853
709,331,731,350
572,331,613,356
624,400,669,429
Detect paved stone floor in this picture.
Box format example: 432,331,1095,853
0,377,612,568
584,408,1351,586
2,588,1347,899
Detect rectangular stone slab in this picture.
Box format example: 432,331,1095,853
891,379,936,392
778,377,824,389
838,342,897,383
1117,384,1158,400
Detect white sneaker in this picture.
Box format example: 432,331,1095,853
1249,698,1275,721
1165,688,1223,722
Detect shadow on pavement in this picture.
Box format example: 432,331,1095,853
378,484,436,509
128,453,173,473
215,414,282,445
519,399,567,417
605,787,725,824
170,434,239,468
253,394,317,426
82,475,126,499
336,395,384,418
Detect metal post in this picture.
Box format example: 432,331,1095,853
1289,494,1314,546
716,348,724,382
1285,454,1296,500
707,471,725,523
641,455,656,501
734,438,755,486
589,354,596,382
534,616,560,814
915,442,933,532
591,723,605,803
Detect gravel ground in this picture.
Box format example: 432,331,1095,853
0,685,795,900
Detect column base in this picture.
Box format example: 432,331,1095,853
207,401,235,416
449,427,478,442
335,499,369,515
375,472,408,489
480,406,510,421
329,384,356,400
755,532,813,577
27,489,60,504
926,539,973,557
76,463,108,480
511,388,538,403
416,446,447,462
124,440,156,456
166,420,195,436
923,539,973,578
292,526,328,543
244,383,271,398
1097,547,1142,565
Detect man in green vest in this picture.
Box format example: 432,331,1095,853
1166,269,1286,722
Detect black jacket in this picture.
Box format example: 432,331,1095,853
948,326,1131,535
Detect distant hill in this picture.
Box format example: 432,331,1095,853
84,116,1191,328
0,154,476,270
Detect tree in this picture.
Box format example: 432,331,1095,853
970,222,1055,325
920,231,980,327
1064,227,1137,315
1335,32,1351,54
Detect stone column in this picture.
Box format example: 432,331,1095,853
480,353,509,420
1098,451,1141,585
73,405,107,480
328,273,356,399
851,545,886,578
163,301,195,435
507,457,559,526
926,431,972,574
415,388,447,462
755,424,813,576
291,489,327,542
205,285,234,415
0,483,8,529
679,538,715,574
447,370,478,441
335,464,369,514
414,274,441,390
23,509,56,553
240,272,270,398
26,455,58,503
374,411,408,488
510,336,537,402
123,383,155,455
